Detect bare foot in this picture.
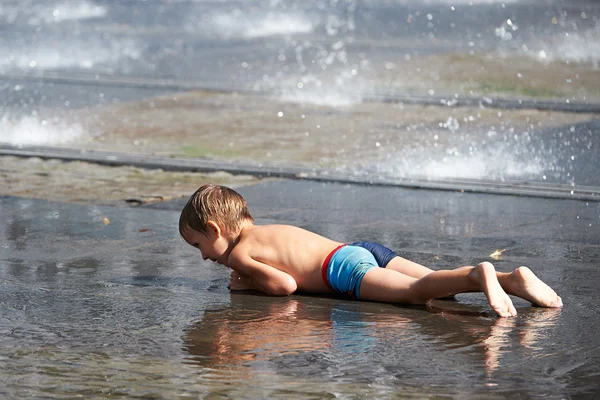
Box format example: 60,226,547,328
506,266,563,308
470,262,518,317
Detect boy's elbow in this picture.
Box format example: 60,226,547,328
268,278,297,296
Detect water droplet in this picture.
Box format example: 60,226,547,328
277,111,283,117
444,117,460,132
551,17,558,24
428,89,435,95
427,13,433,21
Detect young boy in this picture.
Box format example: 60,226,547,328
179,184,562,317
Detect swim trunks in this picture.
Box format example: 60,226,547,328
322,245,379,299
350,241,398,267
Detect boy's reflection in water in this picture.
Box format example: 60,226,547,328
183,293,560,379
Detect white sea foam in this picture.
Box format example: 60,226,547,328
0,116,83,146
209,12,314,38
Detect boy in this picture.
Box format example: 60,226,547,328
179,184,562,317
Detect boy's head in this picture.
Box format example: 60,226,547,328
179,184,254,238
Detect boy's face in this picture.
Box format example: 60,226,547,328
182,224,230,267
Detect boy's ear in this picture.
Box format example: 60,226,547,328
206,220,222,238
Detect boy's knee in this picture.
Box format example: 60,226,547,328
405,284,431,305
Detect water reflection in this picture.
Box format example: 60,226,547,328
1,192,596,397
184,292,563,393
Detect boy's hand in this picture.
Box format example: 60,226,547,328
229,270,256,291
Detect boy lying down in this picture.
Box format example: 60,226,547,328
179,185,562,317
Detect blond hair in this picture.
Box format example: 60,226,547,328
179,184,254,236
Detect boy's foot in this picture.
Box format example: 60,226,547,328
471,262,518,317
507,266,563,308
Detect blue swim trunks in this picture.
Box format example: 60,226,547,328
321,242,397,299
350,241,398,268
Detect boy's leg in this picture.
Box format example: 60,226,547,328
385,256,433,279
387,257,562,308
359,261,517,317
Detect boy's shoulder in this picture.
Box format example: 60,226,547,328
232,224,292,253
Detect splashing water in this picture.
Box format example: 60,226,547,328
0,37,141,72
0,0,107,25
0,115,83,146
187,10,314,39
272,0,366,106
31,0,107,24
534,27,600,66
371,137,552,182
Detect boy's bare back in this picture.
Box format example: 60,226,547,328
230,224,342,293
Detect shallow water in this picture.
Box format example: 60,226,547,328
2,180,600,398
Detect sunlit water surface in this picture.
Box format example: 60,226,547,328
2,181,600,398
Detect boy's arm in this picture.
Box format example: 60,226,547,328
228,270,261,291
229,255,298,296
